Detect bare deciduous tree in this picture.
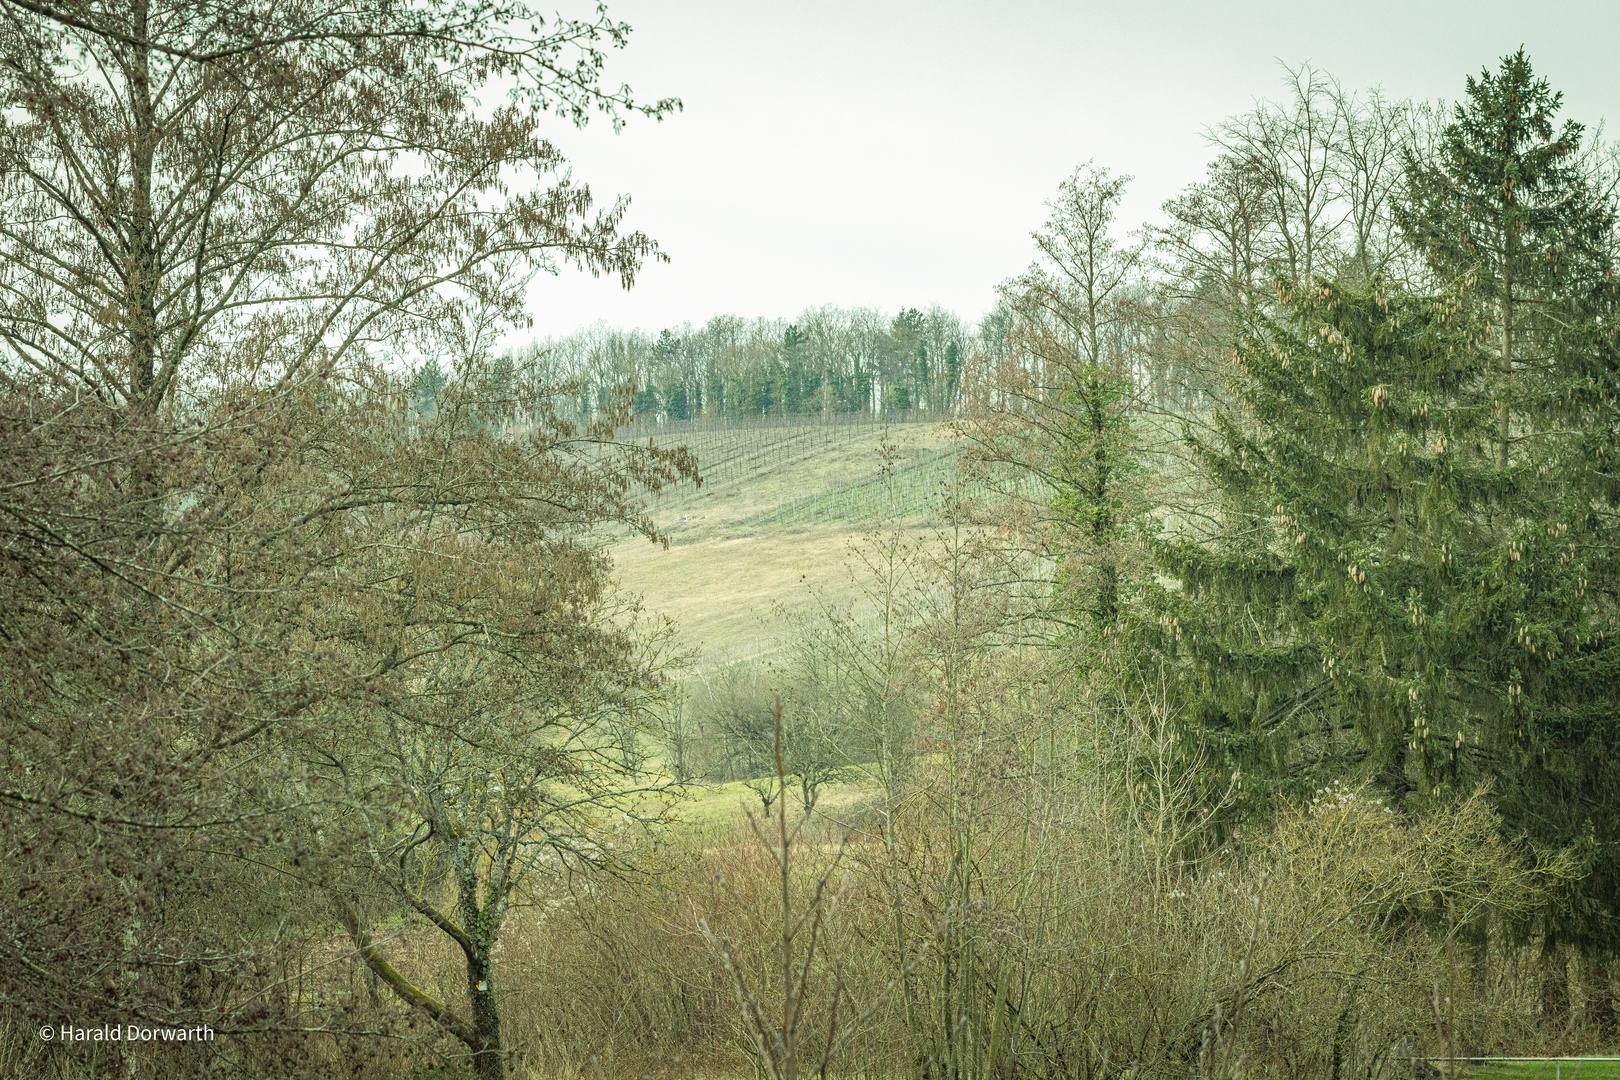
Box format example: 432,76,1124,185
0,4,694,1071
0,0,675,409
962,162,1149,637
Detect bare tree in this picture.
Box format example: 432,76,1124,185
961,162,1149,636
0,0,674,409
324,519,677,1078
0,3,692,1063
255,350,694,1078
1329,84,1410,281
1212,63,1346,287
0,330,695,1072
698,705,864,1080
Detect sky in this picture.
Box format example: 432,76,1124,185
527,0,1620,338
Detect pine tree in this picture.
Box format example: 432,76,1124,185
1398,50,1614,468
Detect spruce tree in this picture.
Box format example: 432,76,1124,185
1156,278,1500,805
1399,50,1620,964
1161,51,1620,963
1398,49,1614,465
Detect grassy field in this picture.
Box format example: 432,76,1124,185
658,772,883,831
1458,1062,1620,1079
609,415,959,666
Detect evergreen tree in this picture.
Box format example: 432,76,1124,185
1399,50,1620,963
652,329,695,420
1397,49,1616,469
1158,278,1511,804
633,383,661,417
780,324,814,414
412,359,446,417
888,308,927,411
1164,52,1620,965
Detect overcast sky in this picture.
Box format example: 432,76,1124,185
528,0,1620,337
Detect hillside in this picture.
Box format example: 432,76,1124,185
609,415,958,666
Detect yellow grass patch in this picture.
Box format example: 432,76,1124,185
611,526,876,666
609,417,953,666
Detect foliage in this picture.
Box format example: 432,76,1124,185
958,164,1151,651
0,0,672,413
0,347,695,1076
532,305,973,426
10,25,1620,1076
1156,53,1620,968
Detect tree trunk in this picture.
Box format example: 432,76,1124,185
1498,240,1514,470
1540,942,1569,1031
454,846,506,1080
1466,920,1489,1057
468,947,504,1080
127,0,161,407
1585,956,1616,1035
883,801,924,1078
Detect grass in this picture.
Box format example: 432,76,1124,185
735,445,963,529
1461,1062,1620,1080
652,774,882,839
612,526,888,666
610,416,954,667
628,413,956,537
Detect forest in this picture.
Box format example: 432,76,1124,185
0,2,1617,1079
515,305,972,422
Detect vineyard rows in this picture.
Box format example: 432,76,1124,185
735,446,972,528
624,413,942,498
